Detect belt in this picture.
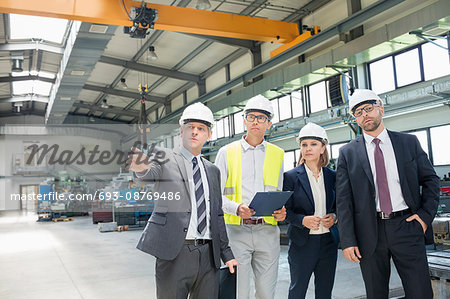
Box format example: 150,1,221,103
242,218,264,225
184,239,211,246
377,208,411,220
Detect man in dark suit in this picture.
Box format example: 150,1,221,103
128,102,238,299
336,89,440,299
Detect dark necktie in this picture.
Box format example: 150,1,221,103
192,157,207,235
372,138,393,215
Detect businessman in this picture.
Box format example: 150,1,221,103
128,102,238,299
336,89,439,299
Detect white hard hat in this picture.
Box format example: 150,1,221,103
349,89,383,115
296,122,328,144
244,95,274,119
179,102,214,127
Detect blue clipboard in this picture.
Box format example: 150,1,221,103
248,191,293,217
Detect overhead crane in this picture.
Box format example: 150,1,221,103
0,0,319,56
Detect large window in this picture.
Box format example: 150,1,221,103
278,95,292,121
330,143,347,159
408,130,429,157
291,91,304,118
271,98,280,124
369,56,396,94
233,111,244,135
369,39,450,94
422,39,450,80
394,48,421,88
214,117,230,140
308,81,328,113
284,151,296,172
430,124,450,165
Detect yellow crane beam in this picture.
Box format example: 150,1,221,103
270,26,321,58
0,0,300,43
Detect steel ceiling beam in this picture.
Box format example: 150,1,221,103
99,55,201,83
0,0,299,43
0,75,55,84
0,42,64,54
0,95,49,103
83,84,166,104
283,0,333,23
156,0,407,124
73,102,139,118
181,33,256,49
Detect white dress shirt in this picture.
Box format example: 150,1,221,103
215,136,284,216
363,129,408,212
304,165,329,235
179,146,211,240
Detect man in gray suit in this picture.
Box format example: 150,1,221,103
128,102,238,299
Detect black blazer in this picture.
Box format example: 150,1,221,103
336,130,440,258
283,164,340,248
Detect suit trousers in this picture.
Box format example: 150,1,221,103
288,233,338,299
155,242,219,299
359,214,433,299
226,223,280,299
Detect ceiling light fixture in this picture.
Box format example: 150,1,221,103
147,45,158,60
196,0,211,10
14,102,23,112
101,99,109,109
11,58,23,73
119,77,128,89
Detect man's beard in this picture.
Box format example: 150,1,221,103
361,116,381,132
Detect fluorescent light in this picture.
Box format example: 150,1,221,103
9,14,69,44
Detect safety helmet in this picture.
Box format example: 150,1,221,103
349,89,383,116
296,122,328,144
179,102,214,128
244,95,274,119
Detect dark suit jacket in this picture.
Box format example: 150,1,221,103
336,130,439,258
134,147,234,269
283,164,340,247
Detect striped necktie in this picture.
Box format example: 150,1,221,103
192,157,207,235
373,138,393,215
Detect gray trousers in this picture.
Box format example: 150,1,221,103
226,224,280,299
155,243,219,299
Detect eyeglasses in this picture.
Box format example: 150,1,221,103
353,104,379,117
244,114,269,123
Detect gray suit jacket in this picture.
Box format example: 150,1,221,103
135,147,234,268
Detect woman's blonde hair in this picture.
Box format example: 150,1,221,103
297,144,330,168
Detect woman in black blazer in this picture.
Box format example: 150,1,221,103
283,123,339,299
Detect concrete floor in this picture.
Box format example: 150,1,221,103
0,211,404,299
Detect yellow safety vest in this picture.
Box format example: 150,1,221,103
223,140,284,225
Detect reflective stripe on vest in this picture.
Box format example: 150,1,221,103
224,141,284,225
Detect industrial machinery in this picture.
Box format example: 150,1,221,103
93,171,154,228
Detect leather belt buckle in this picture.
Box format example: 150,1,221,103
184,239,210,246
379,212,391,219
242,218,264,225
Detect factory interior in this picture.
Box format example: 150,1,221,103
0,0,449,298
